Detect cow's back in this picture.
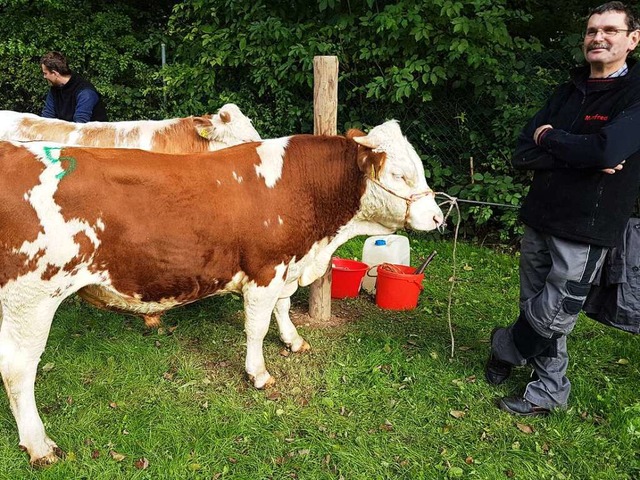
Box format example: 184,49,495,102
0,111,196,151
0,111,77,143
0,109,259,153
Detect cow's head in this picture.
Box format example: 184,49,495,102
349,120,443,231
194,103,261,149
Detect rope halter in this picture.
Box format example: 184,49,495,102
366,176,435,226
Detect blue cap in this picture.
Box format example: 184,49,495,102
374,239,387,246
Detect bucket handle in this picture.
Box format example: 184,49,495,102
376,264,425,290
365,265,378,278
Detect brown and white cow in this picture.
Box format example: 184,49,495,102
0,120,443,465
0,103,261,152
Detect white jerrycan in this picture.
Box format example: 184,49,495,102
361,234,410,294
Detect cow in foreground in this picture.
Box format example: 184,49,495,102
0,120,443,465
0,103,261,152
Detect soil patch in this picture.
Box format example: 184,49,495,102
289,297,375,328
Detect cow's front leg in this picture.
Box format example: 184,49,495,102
0,300,63,466
274,297,310,353
243,285,280,389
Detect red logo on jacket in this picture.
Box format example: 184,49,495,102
584,114,609,121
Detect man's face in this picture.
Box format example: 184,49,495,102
583,11,639,72
41,65,61,87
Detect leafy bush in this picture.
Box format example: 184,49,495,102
0,0,171,120
0,0,600,241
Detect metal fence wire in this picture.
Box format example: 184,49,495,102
408,52,575,174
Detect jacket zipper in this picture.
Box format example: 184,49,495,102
569,90,587,132
590,178,605,227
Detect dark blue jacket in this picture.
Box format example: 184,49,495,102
42,74,107,123
513,59,640,247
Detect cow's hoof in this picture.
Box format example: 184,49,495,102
29,447,65,468
249,372,275,389
262,376,276,389
143,314,162,328
292,340,311,353
22,441,65,468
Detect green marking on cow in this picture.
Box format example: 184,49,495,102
43,146,77,179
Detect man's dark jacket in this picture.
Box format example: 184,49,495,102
513,59,640,247
583,217,640,334
48,74,107,122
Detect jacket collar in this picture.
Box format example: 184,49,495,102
54,74,80,91
571,58,640,93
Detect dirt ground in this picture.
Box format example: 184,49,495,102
289,297,374,329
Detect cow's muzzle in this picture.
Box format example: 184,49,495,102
366,177,441,229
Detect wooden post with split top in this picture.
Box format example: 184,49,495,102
309,55,338,321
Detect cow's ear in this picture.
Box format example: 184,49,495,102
356,146,386,180
349,129,385,178
193,117,214,139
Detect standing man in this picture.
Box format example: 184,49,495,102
40,51,107,123
485,2,640,416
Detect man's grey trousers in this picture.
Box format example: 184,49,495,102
491,226,607,408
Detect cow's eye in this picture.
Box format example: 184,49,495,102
392,172,404,181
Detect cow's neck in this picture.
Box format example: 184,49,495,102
298,218,396,286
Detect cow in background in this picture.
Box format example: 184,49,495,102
0,120,443,466
0,103,261,152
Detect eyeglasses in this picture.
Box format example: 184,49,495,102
585,27,630,38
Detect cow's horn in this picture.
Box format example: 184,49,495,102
353,135,377,149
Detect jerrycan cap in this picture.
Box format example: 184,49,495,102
374,239,387,246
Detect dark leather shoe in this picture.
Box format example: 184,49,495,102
498,396,551,417
485,328,512,385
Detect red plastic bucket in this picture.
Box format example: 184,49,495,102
375,263,424,310
331,258,369,299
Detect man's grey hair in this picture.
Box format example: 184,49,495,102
590,2,639,31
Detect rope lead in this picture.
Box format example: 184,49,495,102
434,191,462,358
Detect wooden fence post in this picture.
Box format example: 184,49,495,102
309,55,338,321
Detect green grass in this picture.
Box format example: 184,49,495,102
1,235,638,479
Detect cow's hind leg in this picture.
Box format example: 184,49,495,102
274,296,309,353
0,298,63,466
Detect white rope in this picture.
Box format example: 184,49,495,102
367,180,509,357
434,191,462,358
452,198,520,209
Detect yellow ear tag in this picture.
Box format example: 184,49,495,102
199,128,209,139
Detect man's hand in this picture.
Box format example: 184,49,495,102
533,124,553,145
602,161,625,175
